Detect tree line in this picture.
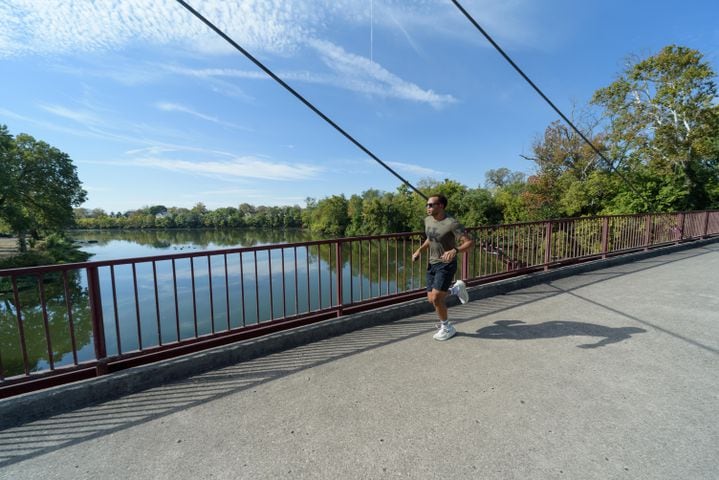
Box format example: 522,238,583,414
2,45,718,246
74,203,304,230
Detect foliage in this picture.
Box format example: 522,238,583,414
591,45,719,212
499,45,719,220
303,195,350,236
75,203,305,230
0,126,87,251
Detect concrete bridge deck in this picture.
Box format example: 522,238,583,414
1,241,717,479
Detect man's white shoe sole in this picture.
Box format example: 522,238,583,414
433,328,456,341
453,280,469,304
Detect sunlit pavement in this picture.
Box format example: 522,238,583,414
1,242,717,480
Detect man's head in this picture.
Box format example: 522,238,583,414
426,194,447,215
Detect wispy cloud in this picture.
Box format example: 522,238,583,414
308,39,456,108
163,42,457,108
134,156,323,181
0,0,557,59
387,161,444,177
0,0,321,58
38,104,103,125
155,102,250,130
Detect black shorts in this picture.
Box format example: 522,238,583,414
426,261,457,292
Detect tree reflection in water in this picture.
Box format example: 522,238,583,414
0,270,92,378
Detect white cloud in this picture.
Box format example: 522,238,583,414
386,161,444,177
0,0,555,59
155,102,250,130
164,42,457,108
39,104,103,125
0,0,321,58
307,39,456,108
134,156,323,181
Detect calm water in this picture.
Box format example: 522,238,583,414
70,228,320,261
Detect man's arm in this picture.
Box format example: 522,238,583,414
412,239,430,262
441,232,474,262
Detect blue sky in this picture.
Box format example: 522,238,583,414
1,0,717,212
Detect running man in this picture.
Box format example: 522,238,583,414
412,194,473,341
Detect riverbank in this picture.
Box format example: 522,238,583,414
0,238,17,259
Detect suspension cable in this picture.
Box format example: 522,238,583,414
450,0,654,208
175,0,427,200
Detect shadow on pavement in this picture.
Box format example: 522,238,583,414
468,320,646,348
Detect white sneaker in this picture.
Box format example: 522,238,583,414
451,280,469,304
433,322,456,341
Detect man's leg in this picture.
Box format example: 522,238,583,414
426,262,456,340
427,289,449,320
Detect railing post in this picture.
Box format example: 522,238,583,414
601,217,609,258
86,266,108,376
461,247,470,280
701,211,710,239
643,214,653,251
335,241,343,317
543,221,553,271
676,212,686,243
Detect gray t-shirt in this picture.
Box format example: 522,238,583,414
424,214,467,264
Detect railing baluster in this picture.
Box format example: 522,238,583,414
61,271,79,365
110,265,122,353
305,245,310,313
190,258,198,338
240,252,246,327
281,248,287,320
400,237,405,293
254,251,260,322
132,263,142,350
544,221,552,270
268,250,274,320
10,277,30,376
328,244,333,308
317,245,322,310
377,239,381,296
335,241,343,316
172,259,180,342
293,246,299,317
224,254,230,331
349,241,355,303
208,256,215,334
86,266,107,375
152,261,162,345
37,274,54,370
362,240,366,300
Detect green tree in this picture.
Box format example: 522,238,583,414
484,168,526,189
520,116,610,219
0,126,87,251
306,195,349,236
591,45,719,211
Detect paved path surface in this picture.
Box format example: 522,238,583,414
1,243,717,479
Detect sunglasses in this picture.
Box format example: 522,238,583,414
426,202,441,207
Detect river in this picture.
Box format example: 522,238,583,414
70,228,320,261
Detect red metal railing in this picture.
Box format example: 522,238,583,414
1,210,718,397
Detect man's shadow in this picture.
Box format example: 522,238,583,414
472,320,646,348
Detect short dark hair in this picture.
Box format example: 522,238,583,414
431,194,448,207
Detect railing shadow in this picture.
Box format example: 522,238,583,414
0,242,716,466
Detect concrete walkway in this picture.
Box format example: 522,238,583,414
1,242,717,479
